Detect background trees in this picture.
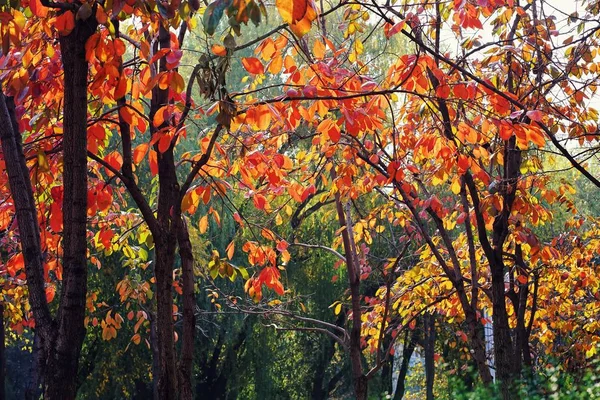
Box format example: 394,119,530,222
1,0,600,399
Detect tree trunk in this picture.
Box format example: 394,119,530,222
153,237,178,400
1,12,95,398
177,217,196,400
0,303,4,400
490,136,522,398
310,335,336,400
334,194,367,399
25,332,44,400
393,328,418,400
150,22,180,400
424,313,436,400
43,20,96,400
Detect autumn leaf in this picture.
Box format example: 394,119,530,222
56,12,76,36
241,57,265,75
226,241,235,260
30,0,49,17
133,143,149,164
199,215,209,234
276,0,316,37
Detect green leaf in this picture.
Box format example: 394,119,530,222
204,0,232,36
236,266,249,280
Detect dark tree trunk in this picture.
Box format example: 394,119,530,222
334,195,367,400
490,136,522,398
0,303,4,400
393,327,419,400
424,313,436,400
25,332,44,400
0,11,96,399
149,23,181,400
381,336,394,396
177,217,196,400
43,20,97,400
150,315,160,398
311,335,337,400
153,237,178,400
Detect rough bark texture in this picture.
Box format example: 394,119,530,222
334,195,367,400
177,217,196,400
149,23,179,400
424,314,435,400
43,20,96,400
0,93,49,398
490,136,521,398
393,328,418,400
0,303,4,400
0,12,95,398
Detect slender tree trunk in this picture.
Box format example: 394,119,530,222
424,313,436,400
0,303,4,400
381,336,394,396
1,13,95,398
490,136,522,398
177,217,196,400
393,328,419,400
153,237,178,400
149,22,180,400
25,332,44,400
150,315,160,399
334,194,367,400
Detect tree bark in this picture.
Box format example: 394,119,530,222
0,11,96,398
424,313,435,400
43,20,97,400
177,217,196,400
393,328,419,400
150,23,180,400
0,303,4,400
334,194,367,400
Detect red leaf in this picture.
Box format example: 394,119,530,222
300,184,316,202
241,57,265,75
56,12,75,36
30,0,48,17
253,194,267,210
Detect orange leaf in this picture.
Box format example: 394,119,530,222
170,71,185,93
45,285,56,303
56,12,75,36
226,241,235,260
313,39,325,59
276,0,308,23
114,75,128,99
30,0,48,17
7,253,24,277
211,44,227,57
241,57,265,75
132,333,141,345
119,107,133,125
149,150,158,176
133,143,149,163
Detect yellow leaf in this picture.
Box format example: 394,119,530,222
199,215,209,234
334,302,342,315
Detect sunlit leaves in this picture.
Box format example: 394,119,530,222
56,12,75,36
241,57,264,75
275,0,316,37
